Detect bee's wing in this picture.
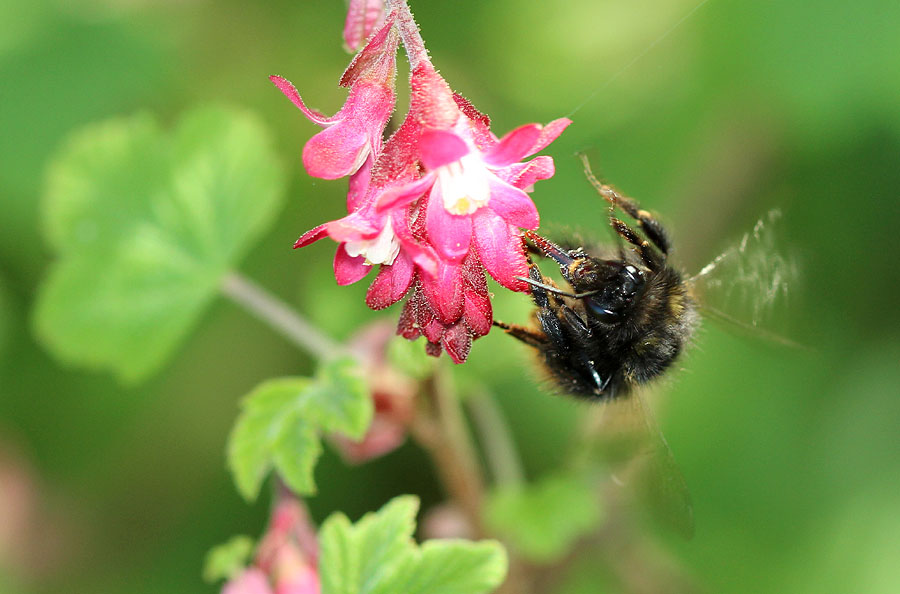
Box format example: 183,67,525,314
689,209,801,346
588,393,694,539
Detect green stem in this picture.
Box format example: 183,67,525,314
221,272,345,360
466,388,525,487
410,365,487,536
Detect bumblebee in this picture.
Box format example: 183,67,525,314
495,158,794,536
495,157,698,400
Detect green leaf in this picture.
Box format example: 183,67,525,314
319,496,508,594
202,535,256,583
484,473,603,563
376,540,508,594
34,106,285,382
320,496,418,594
228,378,310,501
227,359,372,501
306,357,372,438
272,412,321,496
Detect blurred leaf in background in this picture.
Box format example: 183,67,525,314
0,1,173,285
0,275,10,359
485,472,603,563
202,535,255,584
33,106,285,382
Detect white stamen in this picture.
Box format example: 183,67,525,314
344,219,401,266
437,155,491,215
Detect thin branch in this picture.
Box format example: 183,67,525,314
409,365,487,537
221,272,345,360
465,388,525,487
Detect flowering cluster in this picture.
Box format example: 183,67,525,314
223,495,320,594
274,0,570,362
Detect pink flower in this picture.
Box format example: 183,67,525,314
397,248,493,363
271,12,399,180
223,496,320,594
291,65,456,296
224,569,273,594
377,97,570,290
281,0,571,363
343,0,387,52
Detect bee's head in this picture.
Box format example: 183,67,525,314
570,259,645,323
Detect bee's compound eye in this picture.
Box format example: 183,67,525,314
586,296,619,322
584,264,646,323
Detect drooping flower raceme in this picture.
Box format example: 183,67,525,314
223,495,320,594
273,0,570,362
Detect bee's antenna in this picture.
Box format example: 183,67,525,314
515,276,600,300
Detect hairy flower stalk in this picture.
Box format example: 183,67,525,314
275,0,570,362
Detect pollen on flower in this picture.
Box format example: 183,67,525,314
437,158,490,215
344,219,401,266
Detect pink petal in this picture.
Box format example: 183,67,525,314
485,177,539,229
464,291,492,337
408,63,459,129
270,76,333,125
483,124,542,167
410,287,437,334
452,93,491,131
342,0,390,59
274,566,320,594
419,130,469,170
347,81,395,142
334,246,372,285
501,156,555,190
365,251,415,309
376,174,435,212
423,319,444,344
526,117,572,156
424,341,443,357
425,186,472,262
462,250,489,295
324,210,380,243
331,417,406,464
347,154,374,212
303,123,368,180
223,569,273,594
421,260,464,324
397,294,422,340
441,323,472,364
461,252,492,337
294,224,328,249
391,209,438,277
453,94,494,150
472,211,529,292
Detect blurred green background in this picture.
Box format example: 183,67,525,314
1,0,898,593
